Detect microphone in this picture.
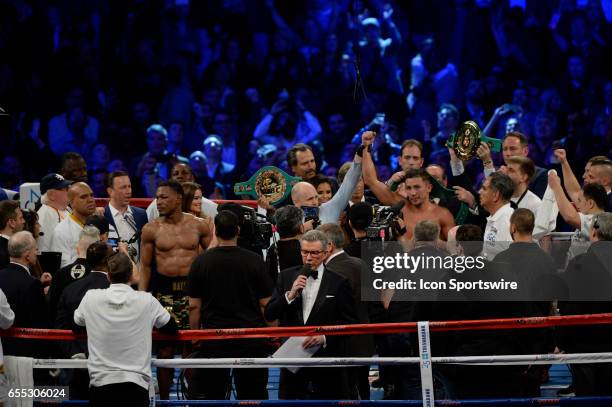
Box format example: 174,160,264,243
296,265,312,297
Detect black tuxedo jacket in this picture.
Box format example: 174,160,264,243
0,263,48,356
0,236,9,269
265,264,358,356
325,252,375,357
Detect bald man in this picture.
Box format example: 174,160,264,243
51,182,97,267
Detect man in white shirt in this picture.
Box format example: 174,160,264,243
548,173,607,262
479,172,515,260
0,288,14,404
74,251,177,407
504,156,541,215
37,173,71,252
51,182,96,267
103,171,148,260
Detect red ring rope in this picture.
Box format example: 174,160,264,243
2,313,612,341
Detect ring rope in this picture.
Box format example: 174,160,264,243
4,313,612,341
30,352,612,369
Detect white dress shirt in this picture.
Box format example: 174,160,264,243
285,264,325,323
483,203,514,260
511,189,541,216
50,216,84,268
74,284,171,390
0,288,15,366
37,204,68,252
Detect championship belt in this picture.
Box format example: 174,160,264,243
446,121,502,161
233,166,301,206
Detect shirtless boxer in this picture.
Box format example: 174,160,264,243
139,180,212,399
361,131,455,240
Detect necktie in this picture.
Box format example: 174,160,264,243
124,211,138,233
311,268,319,280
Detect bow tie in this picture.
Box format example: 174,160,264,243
310,268,319,280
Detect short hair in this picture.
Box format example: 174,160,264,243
400,139,423,157
181,182,201,213
300,229,329,251
274,205,303,238
7,231,35,258
590,162,612,182
337,162,352,184
287,143,313,168
404,168,431,184
85,215,110,236
593,212,612,241
158,180,184,197
414,220,440,242
107,251,133,284
503,131,528,147
439,103,459,119
489,172,514,202
348,202,374,231
426,164,447,181
506,156,535,180
214,210,240,240
21,210,39,236
77,225,101,253
510,208,535,235
583,183,607,210
107,171,130,189
86,241,111,269
456,224,484,256
588,156,612,166
0,200,20,230
60,152,85,170
317,223,346,249
146,123,168,138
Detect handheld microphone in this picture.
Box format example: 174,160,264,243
296,265,312,297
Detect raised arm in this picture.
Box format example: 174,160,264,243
548,171,580,229
138,223,156,291
361,132,404,205
555,149,582,202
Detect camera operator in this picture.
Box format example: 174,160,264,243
266,205,304,283
103,171,148,261
217,202,273,257
344,202,374,258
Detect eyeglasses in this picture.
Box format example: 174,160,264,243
300,250,325,257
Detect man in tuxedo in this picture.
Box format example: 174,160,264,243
318,223,374,400
0,200,25,268
0,231,47,357
103,171,148,261
265,230,358,400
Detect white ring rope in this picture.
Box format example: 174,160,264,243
32,352,612,369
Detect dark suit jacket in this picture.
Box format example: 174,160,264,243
55,271,110,357
325,251,375,357
0,236,8,269
0,263,48,356
103,205,148,241
530,166,548,199
265,264,358,356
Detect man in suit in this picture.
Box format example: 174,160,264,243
55,240,112,399
0,231,47,357
318,223,374,400
103,171,148,261
0,200,25,269
265,230,358,400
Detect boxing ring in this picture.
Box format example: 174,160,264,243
3,313,612,406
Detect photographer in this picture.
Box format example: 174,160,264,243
344,202,374,258
266,205,304,283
